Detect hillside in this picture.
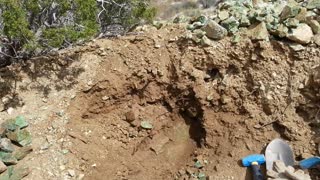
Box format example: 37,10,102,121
0,23,318,179
0,0,319,179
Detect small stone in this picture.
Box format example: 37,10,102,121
13,146,33,160
173,15,188,23
0,138,14,152
140,121,153,129
280,3,301,21
56,110,64,117
313,34,320,46
218,10,229,21
221,95,231,104
152,21,164,29
0,126,6,137
14,116,28,129
7,107,14,115
0,151,18,165
193,29,206,38
61,149,69,154
0,161,6,173
125,110,137,123
307,0,320,9
284,18,299,28
198,172,206,180
4,166,30,180
78,174,85,180
40,142,50,150
201,19,227,40
7,129,32,147
178,169,186,176
187,24,195,31
154,44,161,49
221,16,240,34
287,24,313,44
200,36,214,47
275,24,289,38
60,165,66,171
3,119,18,131
0,103,4,112
102,96,109,101
307,19,320,34
273,1,288,15
194,160,203,168
295,8,308,22
301,152,312,159
289,43,305,51
248,22,269,41
232,34,241,43
240,16,251,27
68,169,76,177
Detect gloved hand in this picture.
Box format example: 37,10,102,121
267,160,311,180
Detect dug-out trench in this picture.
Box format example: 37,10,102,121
66,35,319,179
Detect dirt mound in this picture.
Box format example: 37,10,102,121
61,25,320,179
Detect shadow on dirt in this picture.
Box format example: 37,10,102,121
0,52,85,110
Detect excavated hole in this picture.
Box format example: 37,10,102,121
173,90,206,147
68,80,209,179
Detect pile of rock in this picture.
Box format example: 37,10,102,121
0,116,32,179
183,0,320,45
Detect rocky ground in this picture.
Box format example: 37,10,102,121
0,22,318,179
0,1,319,179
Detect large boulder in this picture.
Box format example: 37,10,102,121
201,19,228,40
287,23,314,44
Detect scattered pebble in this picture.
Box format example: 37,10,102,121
60,165,66,171
102,96,110,101
78,174,85,180
68,169,76,177
140,121,153,129
7,107,14,115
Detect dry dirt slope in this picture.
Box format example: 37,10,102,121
0,24,319,180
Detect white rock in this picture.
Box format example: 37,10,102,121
68,169,76,177
78,174,85,180
7,107,14,115
287,24,314,44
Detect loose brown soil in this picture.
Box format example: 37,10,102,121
0,24,319,180
65,25,320,179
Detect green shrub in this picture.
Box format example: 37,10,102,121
0,0,156,64
0,0,34,43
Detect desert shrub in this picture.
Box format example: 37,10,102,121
0,0,156,66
